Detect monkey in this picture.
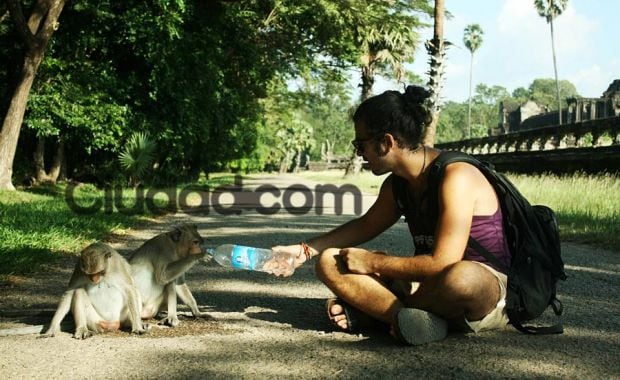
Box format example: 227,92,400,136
129,223,208,327
42,242,148,339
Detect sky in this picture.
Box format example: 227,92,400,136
366,0,620,102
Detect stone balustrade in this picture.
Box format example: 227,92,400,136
436,116,620,154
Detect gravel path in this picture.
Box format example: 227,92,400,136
0,173,618,379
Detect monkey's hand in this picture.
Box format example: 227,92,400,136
73,326,94,340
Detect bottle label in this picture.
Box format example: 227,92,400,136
231,245,257,270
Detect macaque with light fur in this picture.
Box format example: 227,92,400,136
129,224,208,326
43,242,148,339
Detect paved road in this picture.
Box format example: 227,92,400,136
0,174,618,379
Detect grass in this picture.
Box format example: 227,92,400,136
0,174,236,275
298,170,620,252
509,172,620,251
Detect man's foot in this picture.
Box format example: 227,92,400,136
326,298,358,332
393,308,448,345
326,298,389,333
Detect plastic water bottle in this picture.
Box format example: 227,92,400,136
205,244,295,276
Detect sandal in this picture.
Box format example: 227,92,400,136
325,298,361,333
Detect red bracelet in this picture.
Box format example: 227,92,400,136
300,242,312,260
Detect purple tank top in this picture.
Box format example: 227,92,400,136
392,173,511,274
464,207,511,273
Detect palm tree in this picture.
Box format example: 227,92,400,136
358,23,416,101
345,2,427,176
422,0,446,147
463,24,484,138
355,1,429,102
534,0,568,125
118,132,157,187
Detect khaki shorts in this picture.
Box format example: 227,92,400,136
464,261,509,333
389,261,509,333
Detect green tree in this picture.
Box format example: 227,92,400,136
473,84,510,105
275,118,316,173
356,1,430,101
512,86,531,103
436,101,467,143
0,0,67,190
534,0,568,125
259,74,353,172
6,0,368,184
463,23,484,138
529,78,579,110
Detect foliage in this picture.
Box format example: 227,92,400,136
25,57,128,151
4,0,385,184
118,132,157,186
260,75,354,171
354,0,432,99
534,0,569,22
528,78,579,109
463,24,484,54
436,101,468,142
473,84,510,105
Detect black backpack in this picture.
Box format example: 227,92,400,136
395,151,567,334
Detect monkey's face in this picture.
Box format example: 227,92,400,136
81,257,107,284
170,224,204,256
80,243,113,284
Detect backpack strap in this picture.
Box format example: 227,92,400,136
391,174,407,217
467,236,508,273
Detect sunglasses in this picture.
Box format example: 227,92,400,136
351,137,375,152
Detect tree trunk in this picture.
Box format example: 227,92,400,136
0,0,67,190
0,54,41,190
467,52,473,138
550,19,562,125
422,0,445,148
360,63,375,102
34,136,49,183
294,149,301,173
48,138,64,182
345,60,375,177
33,137,63,184
279,152,291,174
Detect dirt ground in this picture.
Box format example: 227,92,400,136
0,174,618,379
